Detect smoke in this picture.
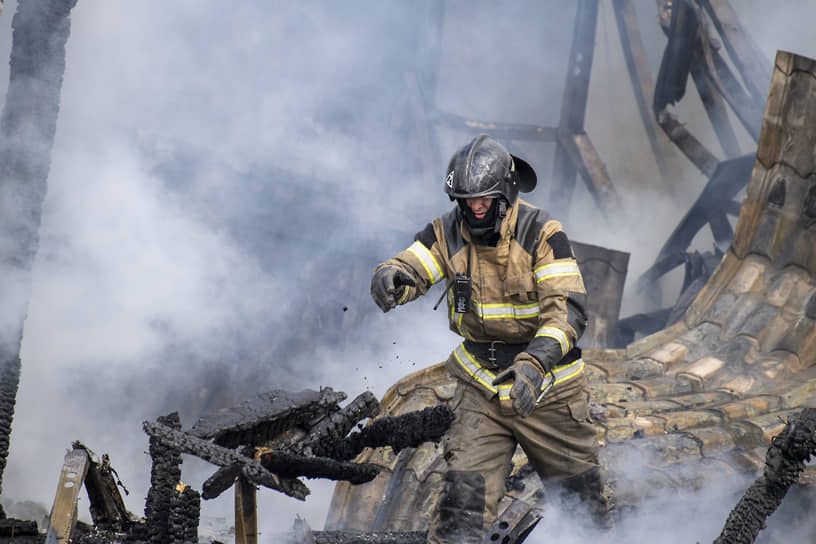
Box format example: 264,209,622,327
0,0,815,542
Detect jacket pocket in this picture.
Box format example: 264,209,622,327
504,272,538,304
567,393,591,423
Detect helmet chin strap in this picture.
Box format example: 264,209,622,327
460,197,508,242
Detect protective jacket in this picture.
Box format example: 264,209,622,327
376,198,588,402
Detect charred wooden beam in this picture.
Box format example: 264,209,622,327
189,388,346,449
143,418,310,500
645,154,753,270
428,109,557,142
691,40,741,159
259,450,380,485
551,0,599,213
611,0,670,180
169,485,200,544
74,443,131,533
298,391,380,457
653,0,698,111
655,110,719,177
557,132,622,218
653,0,723,176
714,408,816,544
145,413,182,544
0,0,78,498
202,462,241,500
699,0,771,104
708,47,763,141
327,406,454,462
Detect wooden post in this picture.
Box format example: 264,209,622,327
699,0,771,104
612,0,671,181
45,448,90,544
234,476,258,544
551,0,599,215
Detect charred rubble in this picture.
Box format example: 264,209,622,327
714,408,816,544
0,388,452,544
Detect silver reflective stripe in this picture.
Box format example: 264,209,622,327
535,326,569,356
476,302,540,320
407,241,444,285
535,261,581,283
453,342,499,393
540,358,584,391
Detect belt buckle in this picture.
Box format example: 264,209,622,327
488,340,506,366
536,370,556,405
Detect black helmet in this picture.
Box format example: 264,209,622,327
444,134,537,203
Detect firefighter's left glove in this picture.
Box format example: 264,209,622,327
371,266,416,312
491,354,545,418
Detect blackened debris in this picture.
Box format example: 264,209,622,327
0,355,21,505
505,463,537,493
714,407,816,544
143,418,310,500
298,392,380,457
309,531,427,543
0,518,38,537
259,450,381,484
78,443,132,534
189,388,346,449
328,406,455,461
145,412,182,544
169,486,200,544
201,463,242,500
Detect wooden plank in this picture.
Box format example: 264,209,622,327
656,110,719,177
699,0,771,103
612,0,670,180
83,451,131,532
551,0,598,213
45,448,90,544
235,476,258,544
558,132,622,219
690,41,741,158
708,47,764,141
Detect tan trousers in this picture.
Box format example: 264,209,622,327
427,370,598,543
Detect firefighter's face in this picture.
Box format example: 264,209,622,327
465,196,494,219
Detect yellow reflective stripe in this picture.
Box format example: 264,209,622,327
535,261,581,283
535,326,569,356
397,287,410,304
407,241,444,285
453,342,584,397
453,343,498,393
476,301,540,320
541,358,584,390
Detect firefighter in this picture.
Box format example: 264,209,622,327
371,134,610,542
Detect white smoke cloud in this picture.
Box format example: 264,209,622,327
0,0,815,542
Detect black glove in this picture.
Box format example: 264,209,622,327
491,354,545,417
371,266,416,312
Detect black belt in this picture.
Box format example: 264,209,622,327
463,340,527,369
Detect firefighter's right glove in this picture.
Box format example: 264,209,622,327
491,354,545,418
371,266,416,312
